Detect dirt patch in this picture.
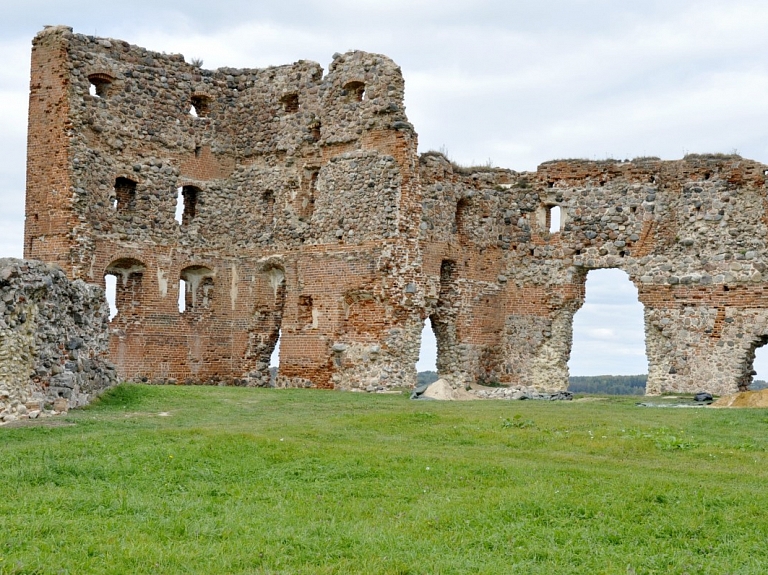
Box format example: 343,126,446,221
711,388,768,408
1,417,76,429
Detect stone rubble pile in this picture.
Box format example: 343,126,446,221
471,388,574,401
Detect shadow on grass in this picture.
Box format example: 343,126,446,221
87,383,146,410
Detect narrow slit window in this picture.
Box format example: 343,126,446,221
176,185,200,225
178,279,187,313
105,274,118,320
549,206,561,233
263,190,275,222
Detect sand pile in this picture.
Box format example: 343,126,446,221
420,379,477,401
710,388,768,408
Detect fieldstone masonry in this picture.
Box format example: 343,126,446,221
22,25,768,396
0,258,116,420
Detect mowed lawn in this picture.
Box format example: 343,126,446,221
2,386,768,574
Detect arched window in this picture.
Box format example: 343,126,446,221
179,266,215,313
88,73,114,98
104,258,146,321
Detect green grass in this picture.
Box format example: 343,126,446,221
2,386,768,574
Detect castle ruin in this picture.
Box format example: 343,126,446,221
23,26,768,396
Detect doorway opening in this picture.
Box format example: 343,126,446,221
250,265,286,386
744,337,768,391
417,317,438,385
569,268,647,387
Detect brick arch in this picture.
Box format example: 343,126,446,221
104,257,147,322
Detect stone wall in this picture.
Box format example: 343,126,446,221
418,154,768,396
0,258,116,420
23,26,768,396
24,25,422,391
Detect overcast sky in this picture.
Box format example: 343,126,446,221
3,1,768,377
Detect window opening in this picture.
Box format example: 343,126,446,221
748,341,768,391
114,177,137,211
343,81,365,102
254,265,286,386
263,190,275,222
179,266,214,313
417,317,438,373
270,329,281,368
104,259,145,321
549,206,561,233
281,93,299,113
178,278,187,312
190,94,211,117
174,188,184,224
454,198,470,239
175,185,200,225
105,274,117,320
568,268,647,381
88,73,114,98
309,119,321,142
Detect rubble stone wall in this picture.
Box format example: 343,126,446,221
0,258,116,419
23,26,768,396
418,154,768,395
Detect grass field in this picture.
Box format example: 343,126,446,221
1,385,768,574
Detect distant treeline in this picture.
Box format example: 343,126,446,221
567,375,647,395
277,367,768,393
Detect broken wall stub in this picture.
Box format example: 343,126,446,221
24,26,768,396
0,258,117,417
